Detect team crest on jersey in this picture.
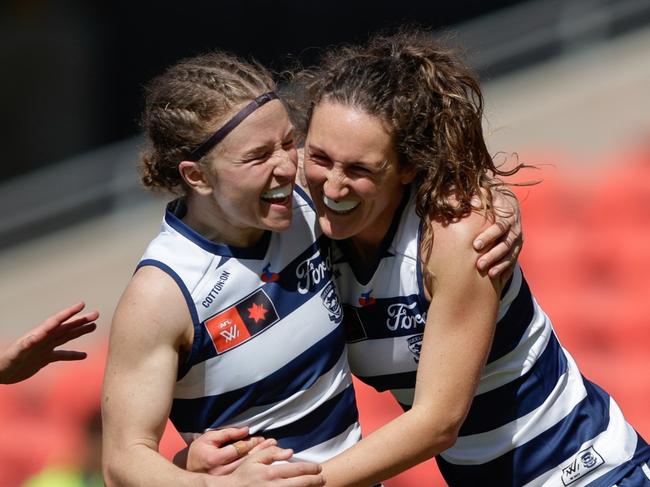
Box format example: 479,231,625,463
358,291,376,307
204,288,280,354
561,446,604,485
320,282,342,324
260,263,280,283
407,334,423,363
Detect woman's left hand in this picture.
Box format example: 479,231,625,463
184,427,272,475
473,188,523,278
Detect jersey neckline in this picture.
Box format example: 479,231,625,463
164,198,272,259
338,185,412,285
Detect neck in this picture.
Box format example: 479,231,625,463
347,185,407,270
182,193,264,248
351,185,406,249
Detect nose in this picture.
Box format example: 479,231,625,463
273,149,297,180
323,166,349,200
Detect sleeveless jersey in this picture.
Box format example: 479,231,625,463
137,188,361,463
336,188,649,486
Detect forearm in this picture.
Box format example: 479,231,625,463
104,442,212,487
321,405,457,487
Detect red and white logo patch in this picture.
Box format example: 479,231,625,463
205,306,251,353
204,288,279,354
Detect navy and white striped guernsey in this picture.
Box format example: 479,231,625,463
336,187,650,486
137,188,361,462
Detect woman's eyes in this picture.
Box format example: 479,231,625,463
244,153,271,163
309,153,330,165
308,155,374,176
244,142,294,163
351,165,372,174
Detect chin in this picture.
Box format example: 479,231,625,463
319,216,355,241
265,217,292,233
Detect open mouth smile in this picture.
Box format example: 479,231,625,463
323,195,360,215
261,184,292,205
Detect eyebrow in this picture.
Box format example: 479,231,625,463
241,146,271,158
307,144,386,168
240,129,295,158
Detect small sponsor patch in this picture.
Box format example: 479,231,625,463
260,263,280,282
359,290,376,307
205,288,279,353
561,446,604,485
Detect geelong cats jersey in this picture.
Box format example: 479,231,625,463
337,188,649,486
138,188,360,462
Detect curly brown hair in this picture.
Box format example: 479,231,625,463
140,51,275,193
292,28,525,223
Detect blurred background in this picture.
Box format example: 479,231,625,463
1,0,649,485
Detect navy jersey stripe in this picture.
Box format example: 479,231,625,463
460,332,567,436
170,324,345,432
439,379,612,486
345,294,427,341
487,277,535,364
355,370,417,392
266,385,359,452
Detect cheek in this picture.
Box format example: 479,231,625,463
352,179,381,200
305,164,328,186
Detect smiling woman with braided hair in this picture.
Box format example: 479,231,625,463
102,51,352,487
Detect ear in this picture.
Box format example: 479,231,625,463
178,160,213,196
399,163,418,185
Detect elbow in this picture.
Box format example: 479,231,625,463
413,407,464,457
424,425,459,457
436,426,460,453
102,461,119,487
102,449,126,487
436,411,465,452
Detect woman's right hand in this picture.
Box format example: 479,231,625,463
187,427,324,486
210,446,324,487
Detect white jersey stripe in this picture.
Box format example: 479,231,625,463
476,300,551,395
525,397,638,486
222,350,353,432
442,350,587,464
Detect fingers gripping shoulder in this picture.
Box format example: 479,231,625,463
425,210,494,274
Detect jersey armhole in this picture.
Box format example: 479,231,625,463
136,259,203,380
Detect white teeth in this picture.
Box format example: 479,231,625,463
323,196,360,213
262,184,292,200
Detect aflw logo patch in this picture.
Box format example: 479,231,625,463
204,289,279,354
561,446,604,485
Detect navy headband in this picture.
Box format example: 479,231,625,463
186,91,279,162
